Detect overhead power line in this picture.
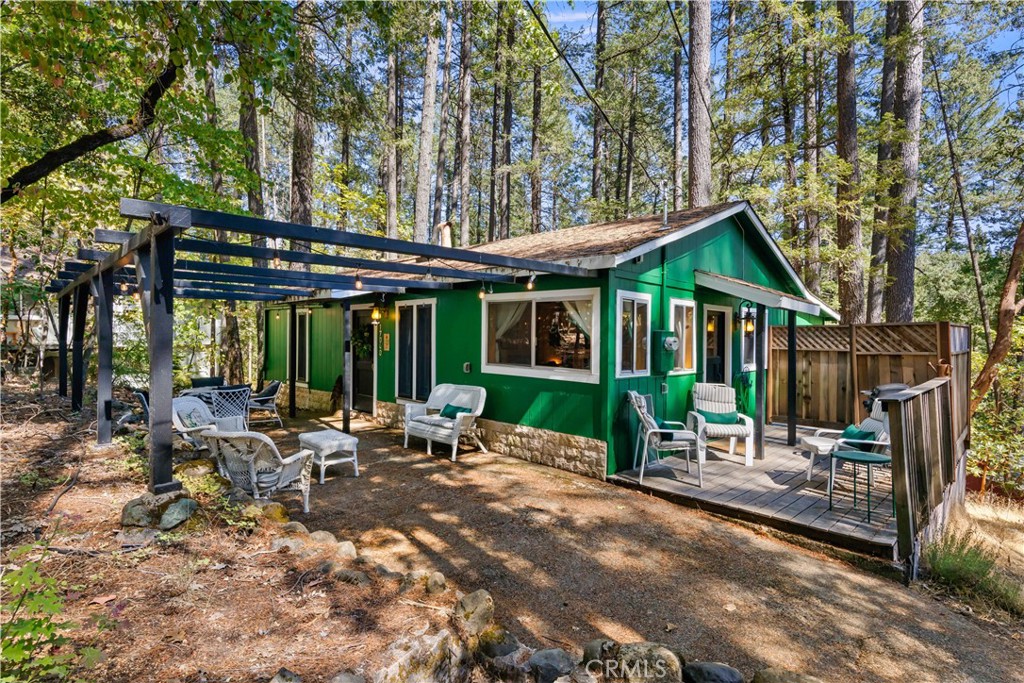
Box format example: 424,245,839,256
522,0,660,191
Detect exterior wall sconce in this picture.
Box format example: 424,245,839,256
736,300,756,333
706,317,715,333
371,305,383,324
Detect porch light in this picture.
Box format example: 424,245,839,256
478,283,486,300
706,317,715,333
736,300,756,334
745,318,755,334
526,274,535,290
371,305,382,324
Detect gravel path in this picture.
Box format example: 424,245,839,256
291,417,1024,683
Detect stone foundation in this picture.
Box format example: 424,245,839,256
278,386,335,413
374,401,607,480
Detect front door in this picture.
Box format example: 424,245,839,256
352,310,375,413
704,308,729,384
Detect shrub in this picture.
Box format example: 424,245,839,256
1,542,103,682
923,528,1024,617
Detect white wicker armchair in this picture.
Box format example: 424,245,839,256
686,383,754,466
172,396,246,452
201,430,314,513
403,384,487,461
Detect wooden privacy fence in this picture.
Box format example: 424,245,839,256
768,322,972,431
883,377,968,580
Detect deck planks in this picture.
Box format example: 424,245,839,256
612,425,898,558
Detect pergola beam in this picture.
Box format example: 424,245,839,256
174,288,291,302
173,279,313,298
95,228,133,244
174,237,518,284
122,199,594,277
176,259,451,291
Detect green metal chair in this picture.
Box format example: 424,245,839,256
828,448,893,523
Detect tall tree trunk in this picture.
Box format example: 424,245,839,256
530,64,542,233
970,221,1024,415
457,0,473,246
623,70,638,217
672,0,684,210
339,26,353,231
931,55,993,351
687,0,711,208
866,1,898,322
290,1,315,262
592,0,607,200
722,0,736,192
433,4,455,234
778,15,799,242
386,46,399,242
802,0,820,295
500,9,514,239
884,0,924,322
414,7,441,244
488,1,503,242
239,75,266,387
836,0,864,323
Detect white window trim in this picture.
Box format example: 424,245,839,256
480,287,601,385
702,304,732,383
615,290,652,379
289,309,311,387
668,298,697,376
394,298,437,403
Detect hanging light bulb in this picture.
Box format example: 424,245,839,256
707,317,715,333
275,311,281,320
354,274,363,290
119,281,129,293
526,274,535,290
478,283,486,300
132,291,140,302
272,250,281,269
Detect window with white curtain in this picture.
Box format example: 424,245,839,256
482,288,600,383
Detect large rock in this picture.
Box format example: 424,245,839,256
333,569,371,587
336,541,358,560
328,672,366,683
310,530,338,544
454,589,493,637
374,628,472,683
121,489,192,529
581,639,619,666
261,502,290,523
478,627,521,659
270,668,302,683
682,662,743,683
270,536,307,553
528,649,574,683
751,669,824,683
282,521,309,535
614,642,686,683
425,571,447,595
226,487,255,507
159,498,198,530
172,458,216,478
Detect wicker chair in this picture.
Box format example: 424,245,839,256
212,385,252,429
171,396,246,453
248,380,283,428
201,430,314,513
686,383,755,466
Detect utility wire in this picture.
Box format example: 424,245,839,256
523,0,660,191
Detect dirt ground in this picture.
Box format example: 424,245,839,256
2,385,1023,683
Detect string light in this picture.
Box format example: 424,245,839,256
478,283,486,300
272,250,281,269
526,274,535,291
119,281,129,293
354,274,363,290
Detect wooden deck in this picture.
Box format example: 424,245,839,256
610,425,898,558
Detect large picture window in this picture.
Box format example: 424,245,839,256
396,300,435,401
617,291,650,377
481,288,599,383
669,298,696,374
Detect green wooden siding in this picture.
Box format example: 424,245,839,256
263,304,346,392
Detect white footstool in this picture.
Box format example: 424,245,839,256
299,429,359,483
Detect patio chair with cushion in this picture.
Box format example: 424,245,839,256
201,430,314,513
171,396,246,454
686,382,755,466
248,380,283,428
191,376,225,389
627,391,700,487
403,383,488,461
803,399,891,481
212,385,252,430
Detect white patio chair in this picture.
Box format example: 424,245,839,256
201,430,314,513
248,380,283,428
686,383,754,466
172,396,246,454
627,391,700,487
805,400,892,481
212,385,252,430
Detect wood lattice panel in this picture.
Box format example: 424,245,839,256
771,325,850,352
855,323,938,355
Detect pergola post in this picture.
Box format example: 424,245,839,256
70,284,89,412
288,303,297,419
787,310,798,446
94,270,114,444
343,302,352,433
57,294,69,397
146,227,181,494
754,303,767,461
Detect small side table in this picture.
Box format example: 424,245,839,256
800,435,837,482
299,429,359,483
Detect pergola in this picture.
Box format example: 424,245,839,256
46,198,593,495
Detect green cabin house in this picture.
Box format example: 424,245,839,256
263,201,837,479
